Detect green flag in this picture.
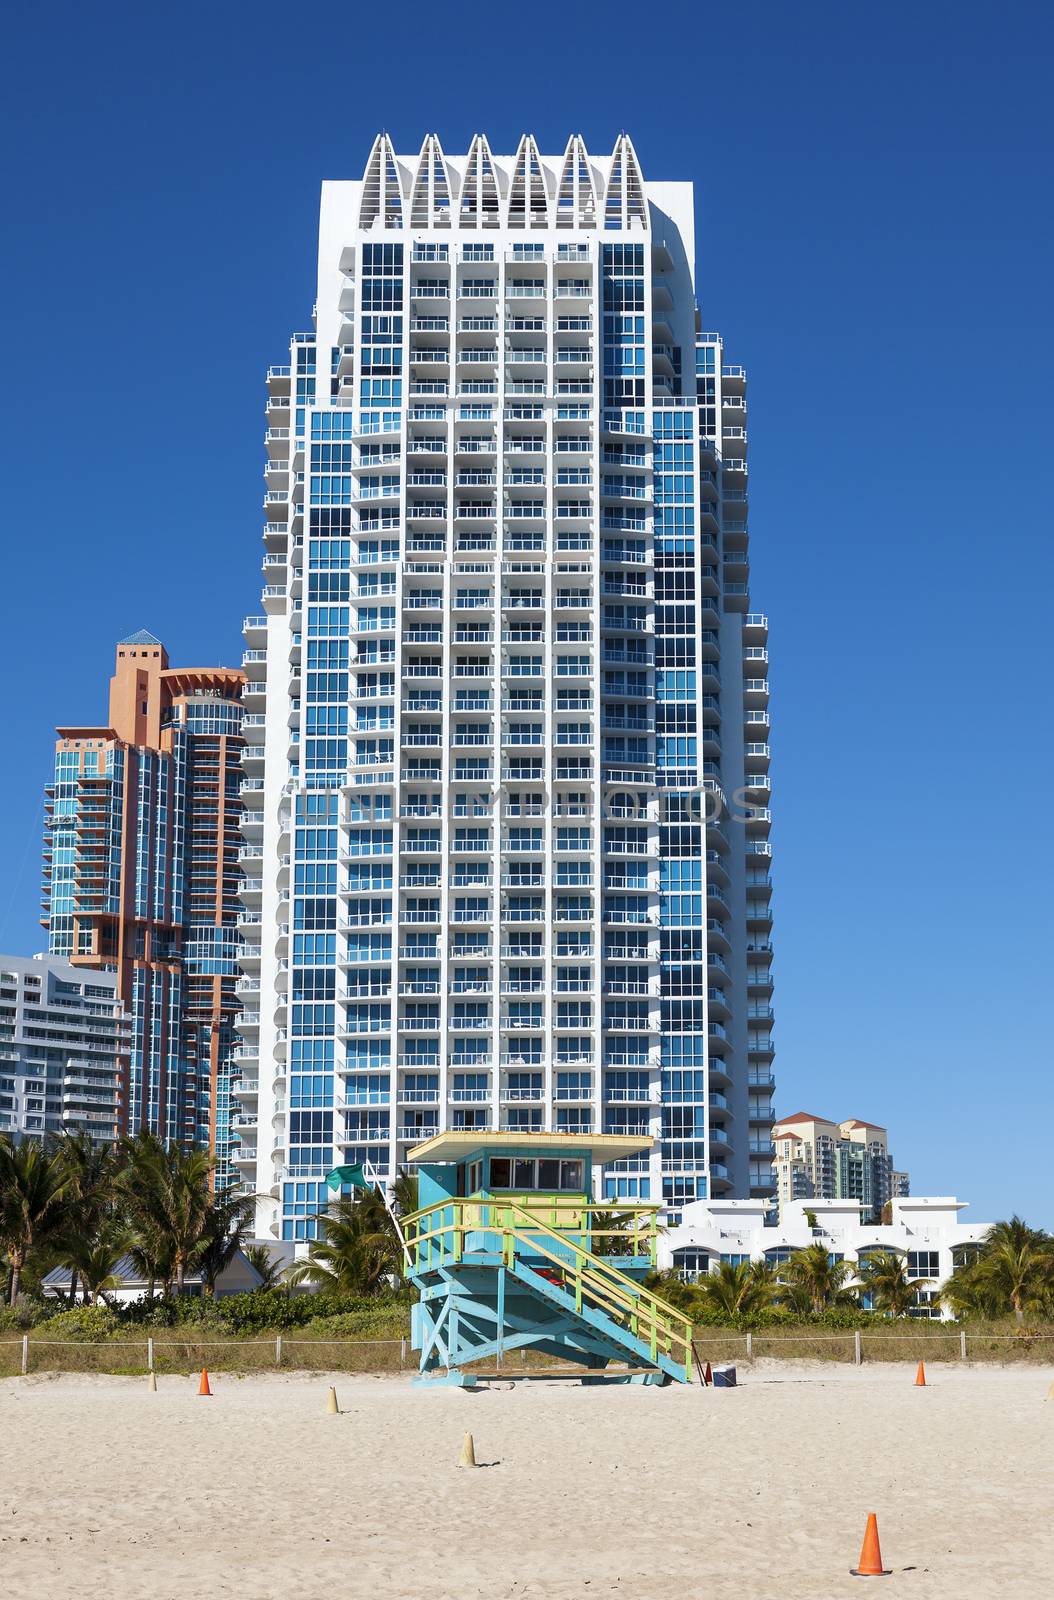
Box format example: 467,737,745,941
325,1163,373,1194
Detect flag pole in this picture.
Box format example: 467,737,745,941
363,1157,410,1266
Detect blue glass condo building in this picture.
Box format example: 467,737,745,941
235,135,775,1240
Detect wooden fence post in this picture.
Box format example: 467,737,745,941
400,1336,407,1366
745,1332,752,1360
275,1335,282,1367
960,1329,967,1362
21,1335,28,1376
147,1337,154,1372
854,1330,862,1366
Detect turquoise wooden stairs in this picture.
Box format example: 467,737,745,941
405,1198,693,1385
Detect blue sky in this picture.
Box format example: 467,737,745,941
2,1,1051,1223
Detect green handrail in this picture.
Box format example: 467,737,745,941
402,1198,660,1263
404,1196,692,1381
502,1200,690,1375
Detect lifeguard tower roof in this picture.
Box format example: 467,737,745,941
406,1131,653,1163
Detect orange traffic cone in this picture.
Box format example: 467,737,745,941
850,1513,891,1577
198,1367,212,1396
703,1361,713,1386
915,1360,926,1387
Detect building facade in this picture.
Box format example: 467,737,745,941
0,954,126,1145
772,1112,909,1222
40,633,245,1180
661,1196,984,1319
237,134,776,1241
40,1247,265,1302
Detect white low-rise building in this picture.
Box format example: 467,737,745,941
40,1248,266,1305
659,1196,990,1318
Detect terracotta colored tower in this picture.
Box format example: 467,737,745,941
41,631,246,1180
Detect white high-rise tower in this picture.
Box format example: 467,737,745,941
234,134,775,1242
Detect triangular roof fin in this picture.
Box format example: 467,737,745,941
604,134,649,231
357,133,404,229
460,133,501,227
555,134,598,227
410,134,453,227
507,134,550,228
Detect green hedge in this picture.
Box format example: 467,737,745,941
687,1306,891,1332
1,1288,413,1339
198,1289,412,1335
26,1305,121,1342
0,1299,56,1332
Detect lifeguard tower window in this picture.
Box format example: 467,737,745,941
489,1157,583,1191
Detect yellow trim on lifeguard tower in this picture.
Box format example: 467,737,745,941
406,1131,653,1164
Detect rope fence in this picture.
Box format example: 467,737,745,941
4,1327,1054,1376
689,1328,1054,1367
1,1334,410,1377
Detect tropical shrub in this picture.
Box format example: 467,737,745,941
857,1249,930,1317
0,1139,71,1303
37,1305,120,1342
285,1192,404,1296
0,1299,51,1331
942,1218,1054,1322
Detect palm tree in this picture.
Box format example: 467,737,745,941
52,1134,120,1304
785,1243,855,1314
125,1213,177,1300
196,1186,257,1296
118,1133,175,1296
746,1258,780,1306
243,1243,285,1291
61,1216,131,1306
0,1138,71,1304
943,1217,1053,1324
287,1191,402,1296
857,1249,928,1318
590,1208,643,1258
776,1277,817,1316
643,1268,699,1315
390,1168,419,1220
118,1134,218,1294
694,1258,777,1317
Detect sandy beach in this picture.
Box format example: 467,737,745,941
1,1361,1051,1599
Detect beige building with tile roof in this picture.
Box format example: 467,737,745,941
772,1112,909,1221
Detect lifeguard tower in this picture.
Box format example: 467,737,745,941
402,1131,693,1385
